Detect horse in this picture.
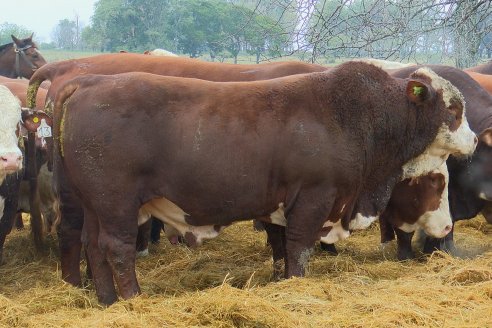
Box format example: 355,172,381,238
0,34,47,79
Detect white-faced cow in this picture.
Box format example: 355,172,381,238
0,85,51,262
382,65,492,257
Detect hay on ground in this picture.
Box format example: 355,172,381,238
0,216,491,327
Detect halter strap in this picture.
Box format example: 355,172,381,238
13,43,38,78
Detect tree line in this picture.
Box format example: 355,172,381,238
1,0,492,67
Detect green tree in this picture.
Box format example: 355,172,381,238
0,23,33,45
245,14,287,63
52,19,77,50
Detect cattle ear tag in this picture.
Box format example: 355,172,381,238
37,119,52,138
33,116,39,124
413,86,424,96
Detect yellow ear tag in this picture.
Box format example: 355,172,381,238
33,117,39,123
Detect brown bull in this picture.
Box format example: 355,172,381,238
52,62,475,304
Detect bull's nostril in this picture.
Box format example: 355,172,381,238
444,225,452,233
474,136,478,145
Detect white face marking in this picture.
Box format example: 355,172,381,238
319,219,350,244
400,162,452,238
139,197,221,246
416,68,476,159
479,192,488,200
403,69,477,179
0,85,23,183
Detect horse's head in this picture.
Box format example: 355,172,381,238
8,34,47,79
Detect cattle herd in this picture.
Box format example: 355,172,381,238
0,35,491,305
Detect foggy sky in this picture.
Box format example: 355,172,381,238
0,0,97,43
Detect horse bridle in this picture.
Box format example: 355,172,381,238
13,43,39,78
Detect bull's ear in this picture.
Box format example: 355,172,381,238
479,127,492,147
143,50,150,55
406,80,430,104
21,109,53,133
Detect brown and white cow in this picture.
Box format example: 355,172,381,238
0,85,51,262
50,62,476,304
379,162,450,260
387,65,492,256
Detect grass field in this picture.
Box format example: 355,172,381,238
0,216,491,327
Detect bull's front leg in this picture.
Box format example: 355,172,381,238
284,187,336,278
394,228,415,260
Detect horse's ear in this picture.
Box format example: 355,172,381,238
28,33,34,40
11,35,20,44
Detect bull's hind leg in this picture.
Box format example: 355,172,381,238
82,206,118,305
284,187,336,278
97,207,140,301
56,167,84,287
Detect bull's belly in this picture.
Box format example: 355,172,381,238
138,198,287,246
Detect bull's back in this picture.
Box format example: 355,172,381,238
55,72,345,221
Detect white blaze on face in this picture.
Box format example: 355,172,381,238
403,68,476,179
138,197,222,246
399,162,452,238
0,85,23,183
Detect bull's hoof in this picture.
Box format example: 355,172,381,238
397,248,415,261
423,238,457,256
319,242,338,255
136,248,149,258
98,293,118,306
272,260,284,281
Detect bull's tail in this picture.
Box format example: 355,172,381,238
53,81,80,158
27,63,55,110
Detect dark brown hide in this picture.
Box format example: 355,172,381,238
27,54,327,287
53,62,456,303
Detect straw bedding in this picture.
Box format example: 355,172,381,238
0,215,491,327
